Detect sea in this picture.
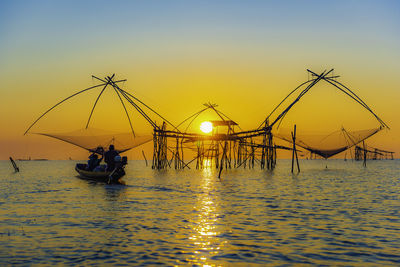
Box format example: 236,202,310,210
0,159,399,266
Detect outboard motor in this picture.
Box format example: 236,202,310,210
108,155,128,184
121,156,128,166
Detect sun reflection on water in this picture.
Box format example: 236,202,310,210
186,159,226,266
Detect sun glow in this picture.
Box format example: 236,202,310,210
200,121,213,134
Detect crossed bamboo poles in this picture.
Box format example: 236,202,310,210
24,70,389,176
24,74,179,136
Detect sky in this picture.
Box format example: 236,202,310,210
0,0,399,160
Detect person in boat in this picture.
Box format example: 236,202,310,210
87,153,103,171
108,155,127,183
105,144,119,172
95,146,105,155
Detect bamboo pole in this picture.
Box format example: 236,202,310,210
291,125,300,173
9,157,19,172
363,141,367,167
24,82,109,135
142,150,148,167
218,141,228,179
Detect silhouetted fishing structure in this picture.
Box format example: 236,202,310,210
149,69,390,176
24,69,391,177
151,102,288,177
355,144,394,161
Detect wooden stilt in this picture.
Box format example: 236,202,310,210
363,141,367,167
142,150,148,167
291,125,300,173
218,141,228,179
9,157,19,172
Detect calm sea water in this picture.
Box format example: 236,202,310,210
1,159,399,266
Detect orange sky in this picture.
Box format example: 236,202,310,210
1,1,399,160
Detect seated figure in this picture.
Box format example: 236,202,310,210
87,153,103,171
105,145,119,171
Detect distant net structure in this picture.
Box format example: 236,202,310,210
274,127,382,159
354,144,394,161
24,69,391,176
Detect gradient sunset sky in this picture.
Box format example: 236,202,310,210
1,0,399,159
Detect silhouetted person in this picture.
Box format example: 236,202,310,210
105,144,119,171
108,155,128,184
87,153,102,171
95,146,104,155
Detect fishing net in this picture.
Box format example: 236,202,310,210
274,127,382,158
33,128,152,153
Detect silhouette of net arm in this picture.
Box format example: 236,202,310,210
33,128,152,153
323,77,389,129
85,75,114,129
23,79,127,135
176,108,208,129
257,78,316,130
259,69,389,134
265,70,333,130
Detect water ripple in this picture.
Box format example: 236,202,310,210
1,160,400,265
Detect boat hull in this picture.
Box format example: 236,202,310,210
75,164,125,184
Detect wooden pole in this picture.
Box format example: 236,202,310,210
218,141,228,179
152,129,157,169
142,150,148,167
295,144,300,172
363,141,367,167
176,139,180,169
291,125,300,173
291,130,295,173
9,157,19,172
180,139,184,169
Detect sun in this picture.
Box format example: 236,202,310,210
200,121,213,133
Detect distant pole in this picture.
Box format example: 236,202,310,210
291,125,300,173
218,141,228,180
9,157,19,172
363,141,367,167
142,150,148,167
291,127,295,173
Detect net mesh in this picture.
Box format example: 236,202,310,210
274,127,382,158
33,128,152,153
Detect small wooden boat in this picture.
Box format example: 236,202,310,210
75,163,125,184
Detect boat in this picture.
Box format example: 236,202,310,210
75,163,126,184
